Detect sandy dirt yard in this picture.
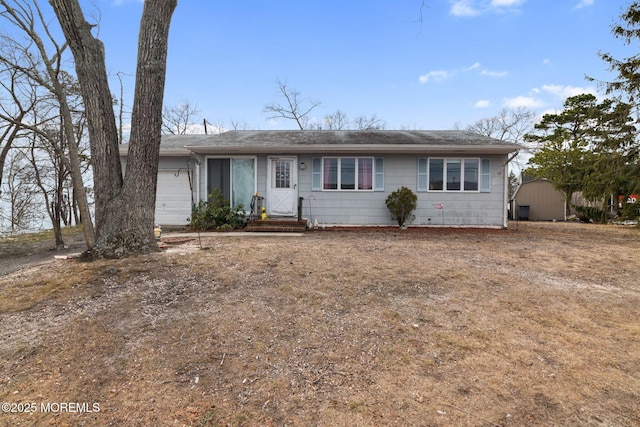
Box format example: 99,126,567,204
0,221,639,426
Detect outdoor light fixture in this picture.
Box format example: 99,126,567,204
300,162,306,170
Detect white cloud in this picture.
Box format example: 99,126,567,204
574,0,594,10
481,69,508,77
541,84,596,99
475,99,491,108
542,58,551,65
418,62,506,84
450,0,525,17
491,0,525,6
503,96,545,109
468,62,508,77
539,108,560,117
450,1,481,17
501,84,597,113
467,62,482,71
419,70,449,84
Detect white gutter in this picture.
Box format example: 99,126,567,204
119,147,192,157
183,144,519,155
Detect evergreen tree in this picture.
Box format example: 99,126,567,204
594,2,640,109
589,1,640,199
525,94,637,217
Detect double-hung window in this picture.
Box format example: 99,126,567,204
418,157,490,192
312,157,383,191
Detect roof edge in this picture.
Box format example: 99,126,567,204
183,144,519,155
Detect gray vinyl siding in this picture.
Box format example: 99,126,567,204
183,152,508,227
413,155,505,226
131,130,518,227
123,155,192,173
256,155,268,196
298,154,396,225
297,154,507,227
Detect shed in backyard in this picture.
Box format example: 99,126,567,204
511,179,566,221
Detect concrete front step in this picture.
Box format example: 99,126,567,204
245,218,308,232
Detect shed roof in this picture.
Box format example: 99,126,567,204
121,130,521,156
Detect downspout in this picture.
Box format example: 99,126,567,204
503,150,520,228
186,158,195,211
504,150,520,166
191,154,201,208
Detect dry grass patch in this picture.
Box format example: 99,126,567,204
1,222,639,426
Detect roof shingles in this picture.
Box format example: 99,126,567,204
121,130,520,156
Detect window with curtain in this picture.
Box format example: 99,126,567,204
358,158,373,190
232,158,256,209
318,157,375,191
323,157,338,190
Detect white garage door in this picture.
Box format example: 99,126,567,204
155,171,193,225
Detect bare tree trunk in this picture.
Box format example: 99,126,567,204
55,96,93,246
28,140,65,248
54,155,66,245
49,0,122,235
0,0,95,249
0,123,20,190
72,187,80,225
51,0,177,258
51,202,65,248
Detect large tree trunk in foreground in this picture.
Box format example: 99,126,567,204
94,0,177,258
50,0,119,246
51,0,177,258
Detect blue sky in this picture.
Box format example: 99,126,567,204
90,0,633,132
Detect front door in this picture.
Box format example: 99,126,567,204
267,157,297,216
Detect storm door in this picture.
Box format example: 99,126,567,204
267,157,297,216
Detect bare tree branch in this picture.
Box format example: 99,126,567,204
263,79,321,130
324,110,349,130
354,114,386,130
162,100,200,134
463,107,537,174
229,117,249,131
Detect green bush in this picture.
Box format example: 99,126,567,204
574,205,606,223
188,189,246,231
385,186,417,228
621,201,640,220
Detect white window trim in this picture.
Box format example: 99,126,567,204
427,157,481,193
321,156,375,192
